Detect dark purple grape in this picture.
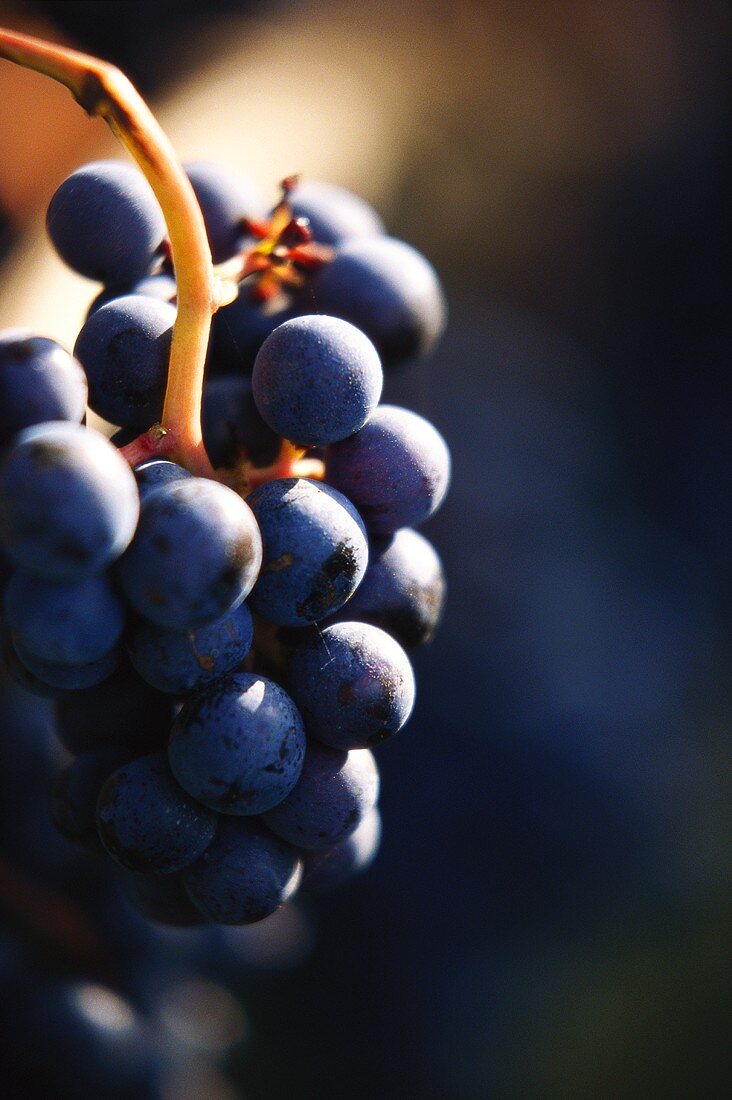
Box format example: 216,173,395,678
0,422,140,580
325,404,450,534
307,236,445,367
288,622,415,749
168,672,306,815
262,742,379,851
246,478,368,626
46,160,165,285
252,314,382,446
0,332,87,450
127,601,253,695
183,818,301,924
116,477,262,630
96,752,218,874
303,808,381,893
74,295,175,428
287,179,384,246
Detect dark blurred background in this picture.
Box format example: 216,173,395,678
0,1,729,1097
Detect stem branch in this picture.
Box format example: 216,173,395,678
0,27,214,475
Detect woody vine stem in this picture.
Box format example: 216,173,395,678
0,26,221,477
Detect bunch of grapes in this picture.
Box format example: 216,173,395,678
0,151,449,928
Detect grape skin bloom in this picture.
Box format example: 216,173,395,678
46,160,165,286
168,672,306,816
263,742,380,851
246,478,368,626
252,315,383,447
0,422,140,580
116,477,262,631
183,819,302,925
96,752,218,874
325,404,451,534
289,622,415,750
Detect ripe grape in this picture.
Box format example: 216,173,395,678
289,622,415,749
325,404,451,533
185,160,264,262
303,807,382,893
262,742,379,851
3,570,125,665
168,672,306,815
96,752,218,874
201,376,280,469
183,818,302,924
0,421,139,579
46,160,165,285
308,236,446,366
324,527,446,648
246,478,368,626
116,477,262,630
74,295,175,428
127,600,253,694
252,314,383,446
287,178,384,245
0,332,87,449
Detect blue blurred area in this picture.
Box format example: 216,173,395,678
3,2,731,1097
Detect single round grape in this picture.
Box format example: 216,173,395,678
303,807,381,893
289,622,415,749
13,637,122,691
183,818,301,924
127,601,253,695
287,179,384,245
168,672,305,815
0,421,140,580
308,236,446,367
74,295,175,428
46,160,165,285
262,742,379,851
116,477,262,630
185,161,264,262
246,478,368,626
252,315,382,446
322,528,446,648
4,570,125,666
96,752,218,874
325,404,450,533
0,331,87,450
202,376,280,469
134,458,192,501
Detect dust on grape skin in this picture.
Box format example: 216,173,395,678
296,542,359,620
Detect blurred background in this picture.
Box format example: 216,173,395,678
0,1,729,1096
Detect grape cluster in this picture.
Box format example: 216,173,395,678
0,158,449,928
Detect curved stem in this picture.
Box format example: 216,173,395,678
0,27,215,475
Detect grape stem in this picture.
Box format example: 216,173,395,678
0,26,215,475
